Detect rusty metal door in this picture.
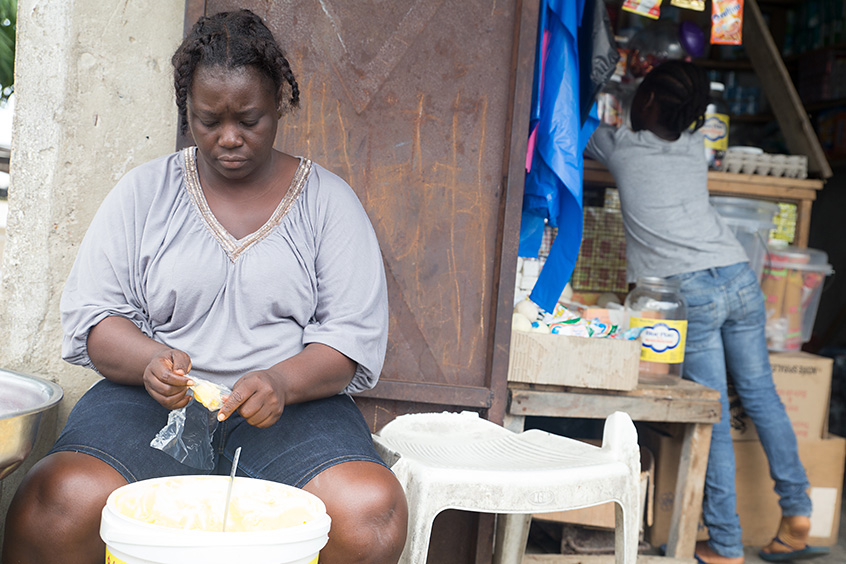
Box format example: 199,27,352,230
181,4,537,561
182,0,535,429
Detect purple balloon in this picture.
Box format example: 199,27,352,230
679,21,706,58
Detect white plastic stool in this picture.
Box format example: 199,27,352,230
373,410,640,564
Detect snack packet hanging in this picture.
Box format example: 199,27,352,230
711,0,744,45
671,0,705,11
622,0,662,20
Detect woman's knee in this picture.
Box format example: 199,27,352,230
4,452,127,552
305,461,408,563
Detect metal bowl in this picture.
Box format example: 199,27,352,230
0,369,63,480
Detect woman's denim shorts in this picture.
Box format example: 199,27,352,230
49,379,387,486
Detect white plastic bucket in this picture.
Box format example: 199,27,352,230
101,476,331,564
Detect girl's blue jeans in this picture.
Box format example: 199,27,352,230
668,261,811,558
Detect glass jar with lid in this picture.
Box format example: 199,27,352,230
624,276,688,385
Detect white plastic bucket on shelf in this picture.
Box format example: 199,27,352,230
710,196,779,283
101,475,331,564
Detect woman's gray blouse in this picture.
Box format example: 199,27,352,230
61,148,388,394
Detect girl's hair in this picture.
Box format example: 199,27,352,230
638,60,709,135
171,9,299,134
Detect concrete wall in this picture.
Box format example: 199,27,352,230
0,0,184,552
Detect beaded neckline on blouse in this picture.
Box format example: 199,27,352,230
181,146,312,261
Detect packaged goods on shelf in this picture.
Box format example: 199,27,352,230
508,299,641,390
771,203,797,245
571,189,628,294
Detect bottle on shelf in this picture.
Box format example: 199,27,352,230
701,81,730,170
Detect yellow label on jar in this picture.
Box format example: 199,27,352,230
629,317,688,364
701,112,729,150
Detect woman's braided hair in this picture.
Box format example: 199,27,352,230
172,9,299,134
638,60,709,135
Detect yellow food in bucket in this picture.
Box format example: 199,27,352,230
113,476,316,532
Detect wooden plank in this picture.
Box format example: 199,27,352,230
487,0,540,426
744,0,832,179
357,380,493,409
708,183,816,202
584,161,824,197
585,161,823,247
706,171,824,192
508,382,720,424
795,198,813,248
510,379,720,402
582,159,617,186
522,554,695,564
664,423,712,559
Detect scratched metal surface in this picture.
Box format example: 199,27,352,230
203,0,518,404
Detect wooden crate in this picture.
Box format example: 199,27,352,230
507,331,640,391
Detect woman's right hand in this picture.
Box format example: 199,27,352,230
142,349,194,410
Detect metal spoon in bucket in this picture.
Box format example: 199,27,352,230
222,446,241,532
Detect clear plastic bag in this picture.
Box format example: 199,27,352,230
150,377,232,470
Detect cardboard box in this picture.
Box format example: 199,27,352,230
533,444,654,533
507,331,640,391
730,352,833,441
642,423,845,547
735,434,845,546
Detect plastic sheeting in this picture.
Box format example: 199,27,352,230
520,0,617,313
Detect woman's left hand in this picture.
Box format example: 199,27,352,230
215,343,356,428
217,369,288,428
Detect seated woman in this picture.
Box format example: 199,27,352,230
3,9,408,564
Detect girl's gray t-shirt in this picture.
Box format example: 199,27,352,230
586,124,748,283
61,148,388,394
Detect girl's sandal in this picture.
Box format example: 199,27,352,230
758,536,830,562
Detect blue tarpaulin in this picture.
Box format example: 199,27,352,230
520,0,601,313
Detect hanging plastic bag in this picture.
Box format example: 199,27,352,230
150,377,232,471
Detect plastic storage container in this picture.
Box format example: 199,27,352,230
760,245,833,352
625,276,688,385
710,196,779,283
100,475,331,564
